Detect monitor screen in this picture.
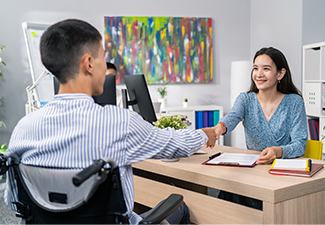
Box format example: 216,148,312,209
123,74,157,123
54,75,116,106
93,75,116,106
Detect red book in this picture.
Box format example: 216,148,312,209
315,120,319,141
269,163,323,178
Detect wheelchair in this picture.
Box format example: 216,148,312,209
0,152,183,224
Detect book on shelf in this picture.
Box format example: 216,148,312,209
268,158,324,178
203,111,208,128
195,111,204,129
213,111,219,126
208,111,214,127
195,111,220,129
308,118,319,141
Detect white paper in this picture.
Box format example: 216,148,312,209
272,159,309,170
208,153,259,166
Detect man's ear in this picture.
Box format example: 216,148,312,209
80,53,93,76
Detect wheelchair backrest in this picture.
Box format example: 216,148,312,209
11,160,129,224
19,164,99,212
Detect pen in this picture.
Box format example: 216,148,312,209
209,152,222,159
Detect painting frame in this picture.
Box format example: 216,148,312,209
104,16,213,84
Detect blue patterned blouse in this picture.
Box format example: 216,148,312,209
220,92,308,158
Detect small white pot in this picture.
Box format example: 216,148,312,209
158,98,167,109
183,102,188,108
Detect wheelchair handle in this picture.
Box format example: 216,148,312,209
72,158,117,187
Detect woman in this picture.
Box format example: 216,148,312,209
216,47,307,163
216,47,308,209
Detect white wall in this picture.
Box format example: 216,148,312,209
302,0,325,45
250,0,303,91
1,0,324,147
0,0,250,145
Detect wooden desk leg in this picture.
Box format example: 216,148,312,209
263,190,325,224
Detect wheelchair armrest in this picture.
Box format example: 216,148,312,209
0,152,20,175
139,194,183,224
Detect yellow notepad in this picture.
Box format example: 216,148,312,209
270,158,311,172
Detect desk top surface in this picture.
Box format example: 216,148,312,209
133,145,325,203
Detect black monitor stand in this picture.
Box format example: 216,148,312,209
121,74,157,123
121,89,137,109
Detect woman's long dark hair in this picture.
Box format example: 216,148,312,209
248,47,302,97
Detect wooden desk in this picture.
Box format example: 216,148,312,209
133,145,325,224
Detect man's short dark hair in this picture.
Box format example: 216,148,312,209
40,19,102,83
106,62,117,71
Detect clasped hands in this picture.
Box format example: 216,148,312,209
200,126,223,148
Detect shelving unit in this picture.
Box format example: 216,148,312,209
161,105,223,145
303,42,325,156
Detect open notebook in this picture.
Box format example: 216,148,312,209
269,159,324,178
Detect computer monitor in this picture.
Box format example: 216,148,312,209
122,74,157,123
53,75,116,106
93,75,116,106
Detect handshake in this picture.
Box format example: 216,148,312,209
200,123,224,148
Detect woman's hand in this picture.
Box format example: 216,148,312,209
256,147,283,164
214,123,224,140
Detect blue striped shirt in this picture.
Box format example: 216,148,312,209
5,94,207,224
220,92,308,158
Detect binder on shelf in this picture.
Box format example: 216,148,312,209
213,111,219,126
208,111,214,127
315,120,319,140
203,111,208,128
308,118,319,140
195,111,204,129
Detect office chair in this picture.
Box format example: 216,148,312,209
0,152,183,224
302,139,323,160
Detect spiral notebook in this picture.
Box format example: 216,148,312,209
202,153,260,167
268,159,324,178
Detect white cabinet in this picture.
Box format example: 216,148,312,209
161,105,223,145
303,42,325,154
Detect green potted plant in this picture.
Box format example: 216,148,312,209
0,143,7,180
157,82,169,109
183,98,188,108
154,115,187,162
0,45,7,180
0,45,6,128
0,143,7,154
153,115,187,130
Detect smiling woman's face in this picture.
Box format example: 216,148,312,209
252,54,282,92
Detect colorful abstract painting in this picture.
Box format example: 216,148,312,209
104,16,213,84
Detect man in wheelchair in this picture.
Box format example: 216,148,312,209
3,19,218,224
